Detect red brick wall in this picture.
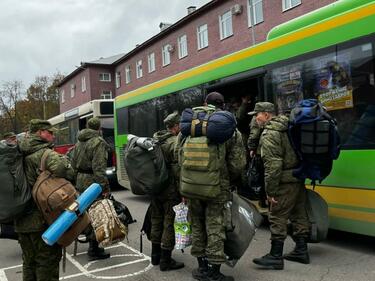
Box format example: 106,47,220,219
59,66,115,113
115,0,335,97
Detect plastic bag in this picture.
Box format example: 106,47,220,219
173,202,192,250
246,156,264,200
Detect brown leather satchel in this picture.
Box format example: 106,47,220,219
32,149,90,247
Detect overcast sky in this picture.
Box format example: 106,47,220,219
0,0,211,90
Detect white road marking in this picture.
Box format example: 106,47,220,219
0,242,152,280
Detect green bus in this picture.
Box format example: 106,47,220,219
114,0,375,237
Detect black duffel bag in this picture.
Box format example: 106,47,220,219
180,107,236,144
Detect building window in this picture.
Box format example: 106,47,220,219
125,65,131,84
219,11,233,40
99,73,111,82
282,0,301,11
136,60,143,78
70,84,75,98
101,91,112,99
81,76,86,92
162,44,171,66
148,53,156,73
178,35,188,59
116,72,121,88
61,89,65,103
248,0,264,26
197,24,208,50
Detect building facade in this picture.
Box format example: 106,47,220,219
59,0,336,112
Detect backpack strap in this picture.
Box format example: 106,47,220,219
202,114,209,136
191,111,200,137
40,149,52,172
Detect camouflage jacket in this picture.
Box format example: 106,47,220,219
259,115,301,197
247,116,262,152
153,130,180,200
71,129,110,193
15,134,74,233
176,107,246,201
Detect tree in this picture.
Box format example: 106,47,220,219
0,80,25,133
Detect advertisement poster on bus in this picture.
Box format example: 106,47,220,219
313,54,353,111
272,64,304,113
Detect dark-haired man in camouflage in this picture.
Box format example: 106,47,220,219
71,117,111,260
251,103,310,270
15,119,75,281
150,112,184,271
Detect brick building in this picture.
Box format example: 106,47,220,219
59,0,336,112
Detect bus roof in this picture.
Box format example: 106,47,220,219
267,0,373,40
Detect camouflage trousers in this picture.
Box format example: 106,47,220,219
269,182,310,241
188,198,226,264
150,197,180,250
18,232,62,281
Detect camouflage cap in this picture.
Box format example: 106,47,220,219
87,117,101,130
248,102,275,115
3,132,16,139
163,112,180,128
29,119,58,133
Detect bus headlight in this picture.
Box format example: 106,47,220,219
106,167,116,175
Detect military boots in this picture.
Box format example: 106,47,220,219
151,243,161,265
284,236,310,264
159,249,184,271
192,257,208,280
207,263,234,281
253,240,284,270
88,240,110,261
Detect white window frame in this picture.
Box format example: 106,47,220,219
148,53,155,73
70,84,75,98
61,89,65,103
136,60,143,78
81,76,86,92
247,0,264,26
282,0,301,11
197,24,208,50
178,34,188,59
219,11,233,40
101,90,112,99
162,44,171,66
125,65,131,84
115,72,121,88
99,73,111,82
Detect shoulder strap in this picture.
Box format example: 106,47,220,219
40,149,52,172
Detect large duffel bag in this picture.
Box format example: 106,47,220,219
180,107,236,144
306,189,329,243
224,193,263,266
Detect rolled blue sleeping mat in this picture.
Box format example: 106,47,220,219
42,183,102,246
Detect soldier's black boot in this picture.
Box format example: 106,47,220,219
151,243,161,265
88,240,110,261
207,263,234,281
159,249,184,271
253,240,284,270
192,257,209,281
284,236,310,264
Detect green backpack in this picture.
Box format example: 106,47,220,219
180,136,224,200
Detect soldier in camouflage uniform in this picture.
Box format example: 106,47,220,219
15,119,74,281
251,103,310,270
70,117,111,260
150,112,184,271
177,92,246,281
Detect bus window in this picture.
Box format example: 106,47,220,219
269,35,375,149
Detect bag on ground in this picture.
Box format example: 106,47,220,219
88,198,128,247
306,189,329,243
0,143,31,223
32,149,90,247
173,202,192,250
224,192,263,266
288,99,341,184
124,135,168,195
180,106,236,144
